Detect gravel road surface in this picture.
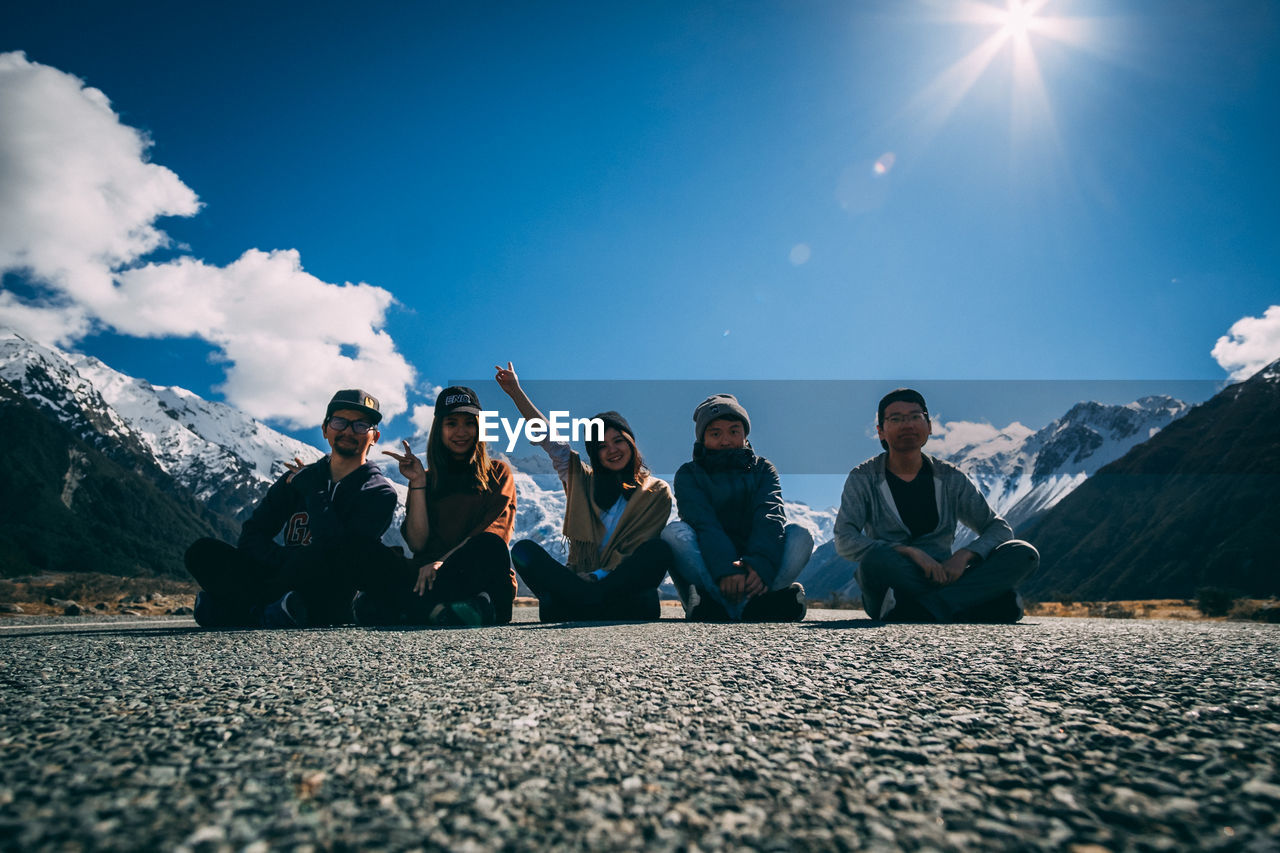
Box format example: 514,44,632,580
2,611,1278,851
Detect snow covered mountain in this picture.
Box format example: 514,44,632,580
1026,358,1280,600
939,396,1191,533
1,330,320,521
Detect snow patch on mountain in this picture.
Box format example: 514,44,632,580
70,353,322,502
938,396,1191,533
1,331,147,460
1,329,321,519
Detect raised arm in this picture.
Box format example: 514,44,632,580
495,361,578,485
494,362,547,423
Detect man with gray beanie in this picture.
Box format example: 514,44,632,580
661,393,812,622
834,388,1039,623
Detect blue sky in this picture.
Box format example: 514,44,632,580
2,0,1278,505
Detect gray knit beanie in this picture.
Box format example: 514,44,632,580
693,394,751,441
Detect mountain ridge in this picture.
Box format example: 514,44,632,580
1023,358,1280,600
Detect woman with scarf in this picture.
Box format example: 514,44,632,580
495,362,673,622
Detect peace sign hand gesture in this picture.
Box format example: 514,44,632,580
283,456,309,482
382,440,427,489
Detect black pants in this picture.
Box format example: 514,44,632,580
359,531,515,625
856,540,1040,622
510,538,672,622
184,537,406,626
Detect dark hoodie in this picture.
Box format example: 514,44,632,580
238,457,397,585
672,441,787,585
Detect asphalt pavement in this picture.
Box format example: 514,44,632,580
2,610,1278,851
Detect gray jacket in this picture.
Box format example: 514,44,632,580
834,453,1012,563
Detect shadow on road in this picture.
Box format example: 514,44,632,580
799,618,882,630
514,620,675,631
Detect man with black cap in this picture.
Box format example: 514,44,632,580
185,389,398,628
833,388,1040,623
662,393,812,622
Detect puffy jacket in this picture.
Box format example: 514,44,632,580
672,443,786,585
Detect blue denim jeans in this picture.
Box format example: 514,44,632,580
661,521,813,620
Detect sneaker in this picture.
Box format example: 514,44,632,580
683,584,701,619
779,583,808,622
351,591,396,626
685,585,731,622
261,591,309,628
877,587,934,623
193,591,246,628
742,583,808,622
877,587,897,620
429,593,495,628
955,590,1024,624
464,592,497,626
427,602,460,626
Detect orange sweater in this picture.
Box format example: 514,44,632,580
412,460,517,592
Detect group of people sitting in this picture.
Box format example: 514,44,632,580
185,365,1039,629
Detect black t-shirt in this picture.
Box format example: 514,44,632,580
886,458,939,539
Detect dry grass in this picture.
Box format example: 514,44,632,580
1029,599,1239,620
0,573,197,617
4,575,1276,622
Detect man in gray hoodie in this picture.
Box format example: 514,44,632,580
834,388,1039,623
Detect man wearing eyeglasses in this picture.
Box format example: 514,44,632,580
834,388,1039,623
184,389,398,628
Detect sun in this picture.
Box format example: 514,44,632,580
896,0,1097,145
1000,0,1038,40
973,0,1052,50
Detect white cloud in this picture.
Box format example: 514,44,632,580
1211,305,1280,381
372,395,439,463
929,418,1034,458
409,403,437,440
0,293,91,345
0,51,199,341
110,250,414,427
0,51,416,428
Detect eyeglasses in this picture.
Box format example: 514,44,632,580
883,412,928,426
326,416,375,434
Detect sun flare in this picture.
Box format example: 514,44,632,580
1001,1,1036,39
896,0,1097,146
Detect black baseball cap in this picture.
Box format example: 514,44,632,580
435,386,483,417
326,389,382,424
